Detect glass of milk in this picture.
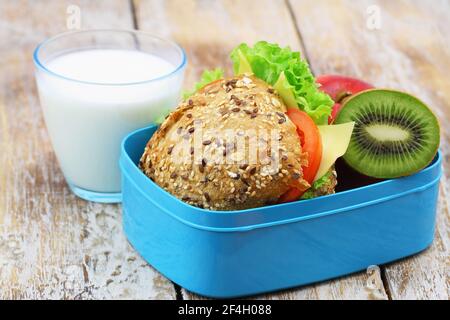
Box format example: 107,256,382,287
33,30,186,203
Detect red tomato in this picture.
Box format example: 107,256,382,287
278,109,323,203
278,187,303,203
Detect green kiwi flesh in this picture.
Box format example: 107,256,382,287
334,89,440,179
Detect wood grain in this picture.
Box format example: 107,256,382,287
0,0,448,300
134,0,303,89
134,0,389,300
289,0,450,300
0,0,176,299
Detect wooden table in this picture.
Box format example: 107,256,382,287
0,0,448,300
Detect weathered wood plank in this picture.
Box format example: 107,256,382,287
0,0,176,299
134,0,303,88
289,0,450,300
2,0,446,300
134,0,388,300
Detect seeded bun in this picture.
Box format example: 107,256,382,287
139,74,310,210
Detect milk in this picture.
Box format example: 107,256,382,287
36,49,184,193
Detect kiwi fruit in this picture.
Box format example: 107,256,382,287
334,89,440,178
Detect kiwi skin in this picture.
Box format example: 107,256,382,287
335,88,440,179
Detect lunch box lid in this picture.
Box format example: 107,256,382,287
120,125,442,232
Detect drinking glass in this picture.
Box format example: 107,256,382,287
33,29,186,203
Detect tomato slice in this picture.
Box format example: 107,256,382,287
278,187,303,203
278,109,323,203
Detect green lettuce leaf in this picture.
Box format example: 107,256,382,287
300,170,333,200
154,109,171,125
230,41,333,125
182,68,224,100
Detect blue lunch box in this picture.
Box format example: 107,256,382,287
120,125,442,298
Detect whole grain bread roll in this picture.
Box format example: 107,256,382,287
139,74,310,210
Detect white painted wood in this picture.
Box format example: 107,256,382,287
290,0,450,300
134,0,303,89
0,0,447,300
0,0,176,300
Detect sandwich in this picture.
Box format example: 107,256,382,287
139,41,354,210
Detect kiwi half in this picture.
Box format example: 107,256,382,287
334,89,440,178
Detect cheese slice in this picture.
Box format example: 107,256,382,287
236,50,253,74
236,56,296,110
274,72,296,110
314,122,355,182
